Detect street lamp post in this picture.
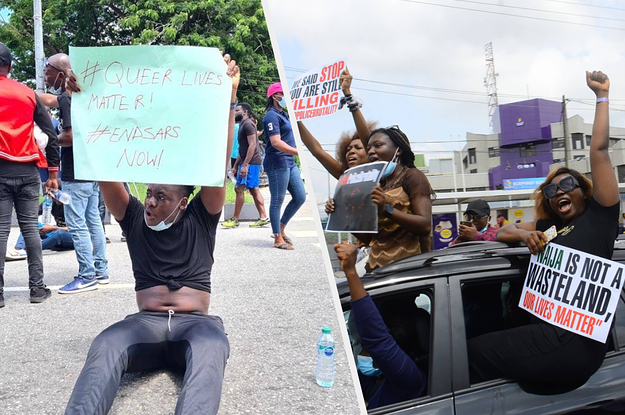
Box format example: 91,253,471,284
33,0,45,92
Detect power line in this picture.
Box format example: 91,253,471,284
455,0,625,23
283,67,625,104
398,0,625,31
543,0,625,12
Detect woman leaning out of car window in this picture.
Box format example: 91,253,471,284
469,71,619,386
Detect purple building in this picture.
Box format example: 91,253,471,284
488,99,562,189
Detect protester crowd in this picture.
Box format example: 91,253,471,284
311,67,618,409
0,41,301,414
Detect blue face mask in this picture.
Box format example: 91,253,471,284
381,148,399,179
357,355,382,377
480,225,488,233
144,198,185,232
278,96,286,108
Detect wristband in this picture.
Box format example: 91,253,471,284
382,204,394,218
230,102,237,110
596,98,609,103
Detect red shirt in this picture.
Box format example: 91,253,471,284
0,74,59,170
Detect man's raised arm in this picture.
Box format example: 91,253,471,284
99,182,130,222
200,56,240,215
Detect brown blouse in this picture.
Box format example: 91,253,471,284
367,166,433,271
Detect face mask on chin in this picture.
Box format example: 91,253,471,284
381,148,400,179
144,198,186,231
47,72,65,95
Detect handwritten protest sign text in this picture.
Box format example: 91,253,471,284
70,45,232,186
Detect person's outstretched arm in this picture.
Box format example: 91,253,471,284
335,242,367,300
496,221,548,255
340,67,371,148
587,71,619,207
336,242,427,397
297,121,344,179
99,182,130,222
200,56,240,215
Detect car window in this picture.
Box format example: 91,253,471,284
461,277,531,341
344,289,433,409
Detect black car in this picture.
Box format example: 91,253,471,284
338,241,625,414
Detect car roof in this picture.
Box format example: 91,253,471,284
337,240,625,299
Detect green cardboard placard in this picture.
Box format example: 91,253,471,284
69,45,232,186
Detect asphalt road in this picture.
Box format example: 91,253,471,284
0,193,363,415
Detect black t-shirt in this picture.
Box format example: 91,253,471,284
58,92,83,182
119,195,220,293
536,197,619,260
533,197,619,356
237,118,262,165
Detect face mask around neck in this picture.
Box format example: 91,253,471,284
144,198,185,231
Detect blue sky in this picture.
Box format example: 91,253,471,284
265,0,625,202
0,8,10,21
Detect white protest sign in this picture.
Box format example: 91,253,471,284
519,242,624,343
289,60,345,121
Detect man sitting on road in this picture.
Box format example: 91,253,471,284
15,201,74,252
222,102,269,228
64,58,240,415
449,199,497,246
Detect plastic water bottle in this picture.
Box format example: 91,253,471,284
52,189,71,204
316,326,335,388
42,195,53,225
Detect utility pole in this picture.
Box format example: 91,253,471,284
33,0,45,92
484,42,499,133
562,95,570,168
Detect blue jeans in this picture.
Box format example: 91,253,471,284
16,229,74,251
266,166,306,234
63,181,108,279
0,175,44,294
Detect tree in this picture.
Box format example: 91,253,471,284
0,0,279,113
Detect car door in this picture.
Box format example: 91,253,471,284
346,277,454,415
449,269,625,415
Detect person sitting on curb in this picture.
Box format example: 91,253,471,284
449,199,497,246
15,201,74,252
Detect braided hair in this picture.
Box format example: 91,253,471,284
369,126,415,168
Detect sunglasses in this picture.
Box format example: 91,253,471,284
464,213,487,221
44,59,63,73
542,175,580,199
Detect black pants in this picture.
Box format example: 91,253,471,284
467,322,607,385
0,175,44,294
65,311,229,415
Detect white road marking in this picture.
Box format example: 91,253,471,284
4,283,135,292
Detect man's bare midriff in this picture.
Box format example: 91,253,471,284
136,285,210,314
